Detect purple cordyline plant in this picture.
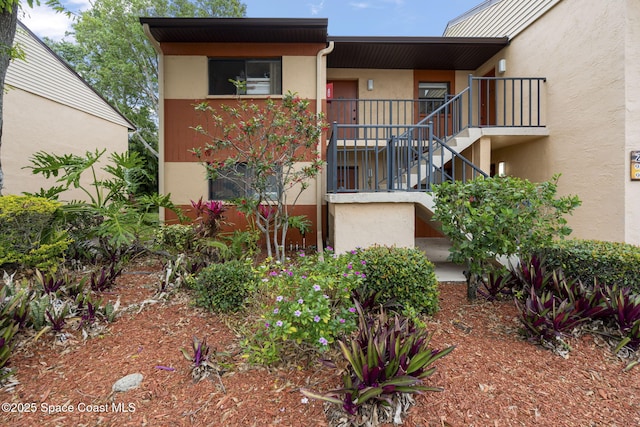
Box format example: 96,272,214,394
301,300,454,416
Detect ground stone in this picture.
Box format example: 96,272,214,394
112,373,143,392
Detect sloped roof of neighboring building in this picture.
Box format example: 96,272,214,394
141,17,509,71
444,0,561,39
6,21,135,130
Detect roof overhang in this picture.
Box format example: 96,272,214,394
327,36,509,70
140,17,509,70
140,17,329,44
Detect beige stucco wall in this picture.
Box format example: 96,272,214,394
624,0,640,244
283,56,317,99
328,201,415,254
483,0,629,242
163,162,208,204
2,88,129,201
164,56,207,99
327,68,414,100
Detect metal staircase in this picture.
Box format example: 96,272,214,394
327,75,547,194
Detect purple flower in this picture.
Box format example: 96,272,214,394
339,318,346,324
287,271,293,276
319,337,328,346
276,296,284,302
348,307,356,313
347,263,353,270
273,308,279,314
298,298,304,304
276,320,283,327
323,294,329,299
326,246,333,251
313,285,321,291
299,252,306,257
265,322,271,328
294,310,302,317
270,271,278,276
361,260,366,265
314,315,321,322
350,250,357,255
301,275,307,279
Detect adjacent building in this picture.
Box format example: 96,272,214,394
3,22,134,201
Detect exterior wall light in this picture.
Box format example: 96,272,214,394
367,79,374,91
498,59,507,74
498,161,506,177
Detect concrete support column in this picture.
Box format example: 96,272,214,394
472,136,492,174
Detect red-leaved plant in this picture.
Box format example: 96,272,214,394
301,301,454,421
190,197,226,238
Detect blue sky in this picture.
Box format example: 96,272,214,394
20,0,483,41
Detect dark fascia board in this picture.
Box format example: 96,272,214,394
140,17,329,44
327,36,510,70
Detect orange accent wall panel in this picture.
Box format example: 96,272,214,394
415,216,444,238
164,204,319,248
165,98,319,163
160,42,326,57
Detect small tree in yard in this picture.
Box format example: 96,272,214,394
191,92,326,262
432,175,581,301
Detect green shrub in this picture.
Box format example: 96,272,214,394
540,239,640,292
350,246,439,315
155,224,196,253
194,260,256,312
0,195,70,270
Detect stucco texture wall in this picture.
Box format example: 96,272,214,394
624,0,640,244
489,0,630,242
3,89,129,201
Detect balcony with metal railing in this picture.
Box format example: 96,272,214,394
326,76,548,194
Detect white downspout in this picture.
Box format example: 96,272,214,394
316,41,334,257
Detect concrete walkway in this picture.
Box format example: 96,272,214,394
415,237,466,282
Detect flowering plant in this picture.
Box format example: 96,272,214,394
190,197,226,237
246,251,365,364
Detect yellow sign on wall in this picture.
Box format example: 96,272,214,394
632,151,640,181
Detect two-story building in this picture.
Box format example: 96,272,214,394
141,0,640,253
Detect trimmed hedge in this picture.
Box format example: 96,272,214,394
353,246,440,315
540,239,640,292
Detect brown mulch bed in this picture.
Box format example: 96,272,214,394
3,258,640,427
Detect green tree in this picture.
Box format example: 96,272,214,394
46,0,247,194
432,175,581,300
0,0,65,195
191,93,326,263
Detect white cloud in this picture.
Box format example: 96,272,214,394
20,5,74,41
19,0,91,41
349,2,372,9
309,0,325,15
